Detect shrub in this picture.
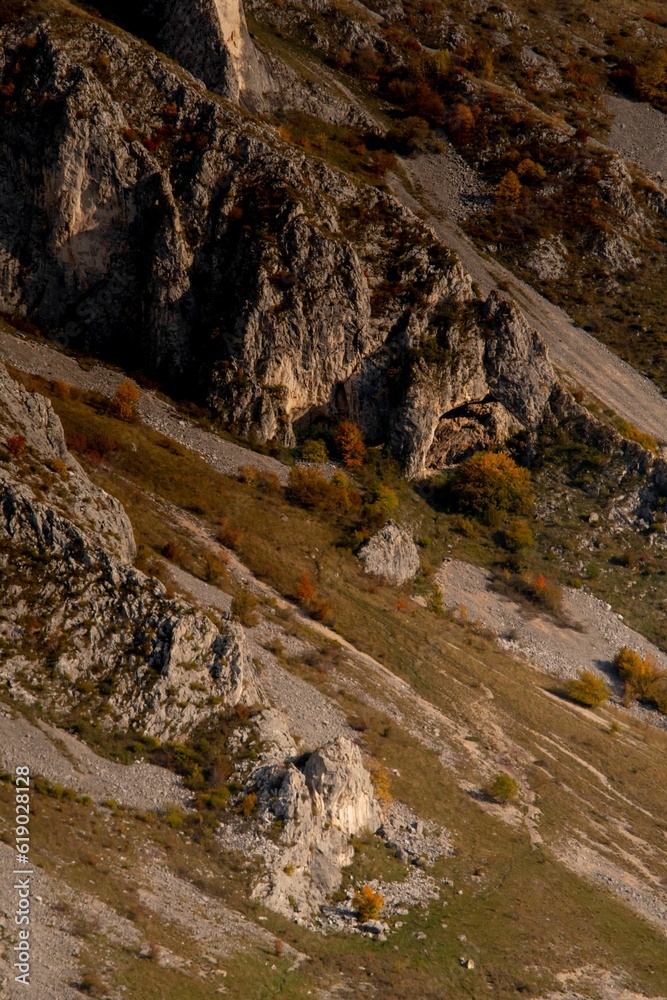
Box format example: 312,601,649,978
52,457,68,479
6,434,26,458
501,519,534,552
203,550,228,584
526,573,562,616
231,587,259,627
335,421,366,467
294,571,316,605
387,115,430,153
516,158,547,185
217,517,243,549
447,101,476,142
111,380,141,421
370,149,398,178
302,439,328,463
308,595,334,624
353,884,384,923
287,467,359,514
495,170,523,208
487,773,519,803
162,540,185,563
369,763,392,806
426,586,444,615
614,646,667,711
240,791,258,817
364,484,399,527
238,465,283,492
565,670,611,708
451,452,535,523
633,49,667,111
617,420,658,453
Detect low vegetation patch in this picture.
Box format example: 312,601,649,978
614,646,667,713
565,670,611,708
486,773,519,804
353,884,384,923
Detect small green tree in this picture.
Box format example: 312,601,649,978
565,670,610,708
427,585,444,615
487,773,519,803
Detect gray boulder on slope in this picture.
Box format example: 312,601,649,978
358,520,420,585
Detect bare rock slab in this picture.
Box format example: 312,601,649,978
358,520,420,585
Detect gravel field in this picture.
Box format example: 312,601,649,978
605,94,667,179
0,710,189,809
436,558,667,706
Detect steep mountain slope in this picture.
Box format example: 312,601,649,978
2,338,667,998
3,1,667,997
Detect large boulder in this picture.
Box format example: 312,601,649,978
358,521,420,585
251,734,383,919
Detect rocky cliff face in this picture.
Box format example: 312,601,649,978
0,6,559,477
0,364,257,736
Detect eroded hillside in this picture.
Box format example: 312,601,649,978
1,322,667,999
2,0,667,997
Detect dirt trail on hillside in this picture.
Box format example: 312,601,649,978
389,156,667,444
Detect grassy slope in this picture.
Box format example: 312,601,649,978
4,367,667,996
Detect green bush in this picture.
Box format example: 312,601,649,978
451,452,535,524
565,670,610,708
501,519,534,552
301,439,328,463
487,772,519,803
426,586,444,615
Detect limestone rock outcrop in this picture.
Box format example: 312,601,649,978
251,732,383,918
0,365,257,736
358,521,420,585
0,365,136,563
141,0,274,108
